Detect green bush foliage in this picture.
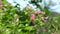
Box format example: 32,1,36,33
0,0,60,34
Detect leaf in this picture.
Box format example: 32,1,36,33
25,26,35,31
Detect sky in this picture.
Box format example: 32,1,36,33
6,0,60,13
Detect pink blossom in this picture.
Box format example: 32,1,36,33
0,4,3,7
35,10,45,15
35,10,41,14
30,13,35,21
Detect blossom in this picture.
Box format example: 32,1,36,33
35,10,45,15
0,4,3,7
41,16,48,22
30,13,35,21
25,6,31,10
35,10,41,14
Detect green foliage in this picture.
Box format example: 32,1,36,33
0,3,43,34
2,0,7,4
0,0,60,34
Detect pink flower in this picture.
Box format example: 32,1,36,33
30,13,35,21
35,10,45,15
35,10,41,14
0,4,3,7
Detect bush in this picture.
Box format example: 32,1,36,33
0,0,60,34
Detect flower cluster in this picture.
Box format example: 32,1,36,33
30,10,46,22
